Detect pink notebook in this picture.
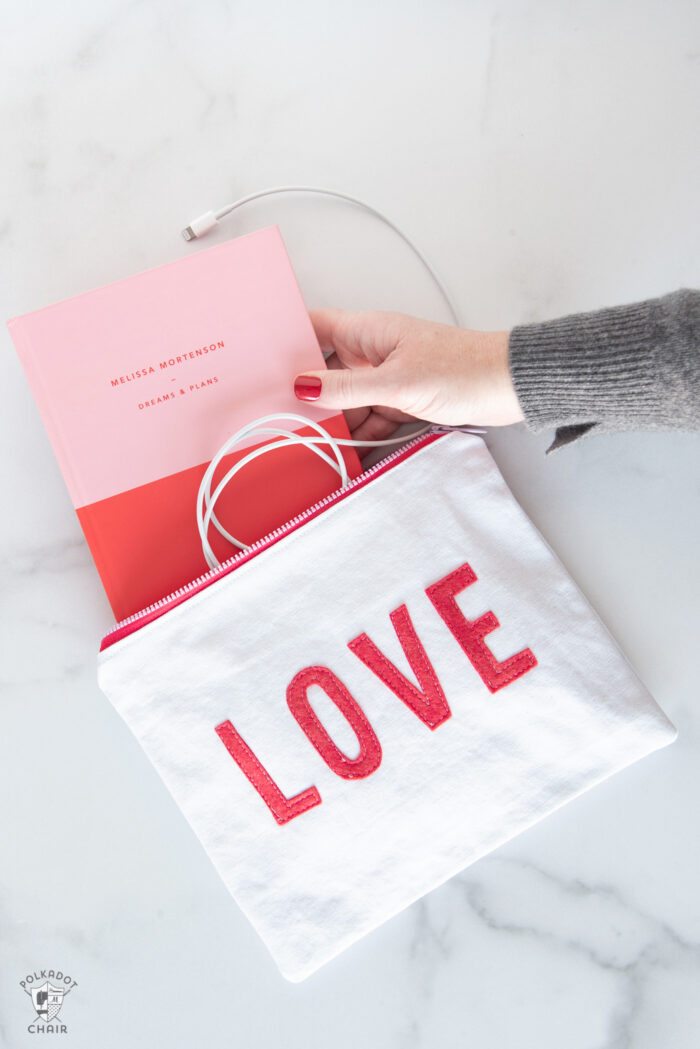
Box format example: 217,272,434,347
8,226,360,621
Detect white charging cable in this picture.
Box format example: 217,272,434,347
196,413,436,570
181,185,461,327
185,186,478,568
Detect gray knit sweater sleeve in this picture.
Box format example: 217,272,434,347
508,289,700,453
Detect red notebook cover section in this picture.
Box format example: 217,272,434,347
8,226,361,621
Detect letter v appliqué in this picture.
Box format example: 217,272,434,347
348,604,451,729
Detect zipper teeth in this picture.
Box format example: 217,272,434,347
101,429,439,641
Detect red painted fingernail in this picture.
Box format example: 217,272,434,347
294,375,322,401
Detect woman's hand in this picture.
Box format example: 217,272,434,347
294,309,524,450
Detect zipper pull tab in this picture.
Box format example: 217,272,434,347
429,424,488,436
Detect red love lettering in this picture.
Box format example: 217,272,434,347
426,562,537,693
215,720,321,825
286,666,382,779
348,604,451,729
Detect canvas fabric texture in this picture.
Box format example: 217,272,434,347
97,432,676,982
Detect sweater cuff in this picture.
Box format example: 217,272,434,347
508,298,664,437
545,423,597,453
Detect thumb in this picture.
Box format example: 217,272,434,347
293,364,398,411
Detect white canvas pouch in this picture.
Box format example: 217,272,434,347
97,430,676,982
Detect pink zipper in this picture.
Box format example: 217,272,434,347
100,429,447,652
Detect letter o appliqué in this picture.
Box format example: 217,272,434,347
286,666,382,779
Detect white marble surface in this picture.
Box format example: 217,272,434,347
1,1,699,1045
